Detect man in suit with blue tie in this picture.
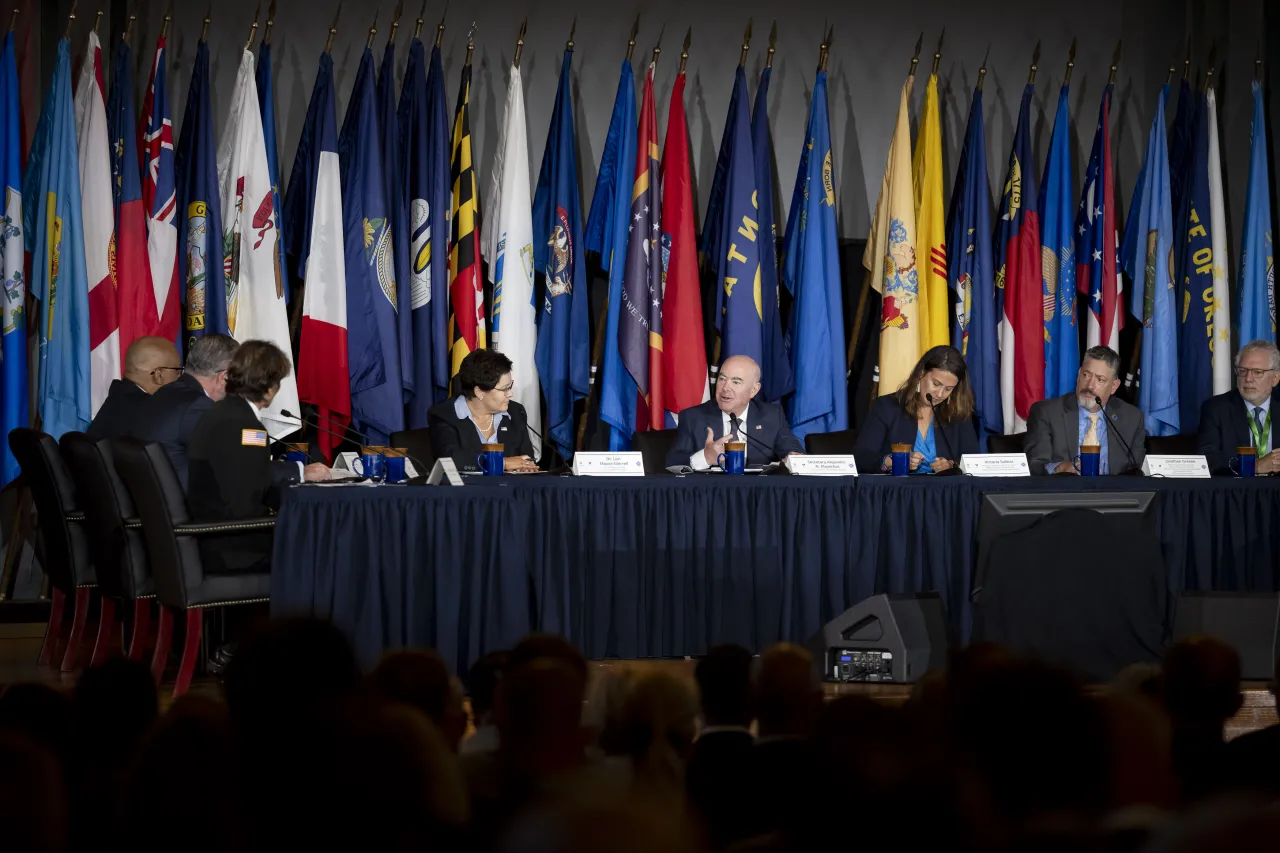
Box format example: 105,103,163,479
666,355,805,470
1197,340,1280,474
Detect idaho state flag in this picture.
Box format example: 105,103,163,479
447,56,485,381
140,32,180,342
995,84,1043,434
108,37,155,358
619,64,664,433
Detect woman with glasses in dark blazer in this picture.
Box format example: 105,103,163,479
427,349,538,473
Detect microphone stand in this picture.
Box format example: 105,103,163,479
1094,395,1142,475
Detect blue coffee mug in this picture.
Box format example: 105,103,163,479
384,453,407,484
356,448,384,481
717,442,747,475
286,443,310,465
890,443,911,476
1075,445,1101,476
476,443,505,476
1230,447,1257,477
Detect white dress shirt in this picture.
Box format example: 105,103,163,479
689,407,750,471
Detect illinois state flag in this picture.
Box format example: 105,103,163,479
0,29,27,485
864,75,919,394
72,31,119,417
1075,85,1123,350
912,71,949,351
482,62,542,458
447,57,485,380
216,49,299,440
140,32,180,343
284,52,348,462
25,38,90,439
1238,80,1274,346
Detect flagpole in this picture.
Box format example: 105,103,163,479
435,3,448,47
263,0,277,45
123,12,136,43
388,0,403,45
766,21,776,68
1063,38,1076,85
246,1,261,49
412,0,427,39
1027,40,1040,84
931,28,944,76
679,27,690,74
200,7,211,43
93,9,101,34
513,18,527,68
324,1,341,54
577,20,640,451
738,19,752,67
977,47,990,91
64,0,77,38
366,10,378,50
568,18,578,52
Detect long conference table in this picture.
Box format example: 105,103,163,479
269,474,1280,673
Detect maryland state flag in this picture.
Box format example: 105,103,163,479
448,55,485,381
912,71,948,350
864,75,919,394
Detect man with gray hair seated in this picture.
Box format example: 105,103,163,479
1197,339,1280,475
136,334,240,489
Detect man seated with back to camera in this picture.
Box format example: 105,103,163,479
666,355,804,471
1196,339,1280,475
86,336,183,441
1025,345,1147,475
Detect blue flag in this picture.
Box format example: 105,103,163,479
1121,85,1179,437
591,60,638,450
1168,78,1196,242
23,38,89,439
400,40,452,426
713,69,764,378
1040,83,1079,399
533,50,591,460
781,68,846,441
946,86,999,442
377,41,413,403
339,48,405,442
1239,80,1275,346
256,39,287,306
1176,89,1216,430
752,66,792,403
175,40,228,348
0,30,26,482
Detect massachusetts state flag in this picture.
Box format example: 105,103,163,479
284,52,348,462
1076,84,1123,350
0,29,27,485
140,32,180,342
72,31,119,417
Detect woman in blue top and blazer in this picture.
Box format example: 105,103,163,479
853,345,980,474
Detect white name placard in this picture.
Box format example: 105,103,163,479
1142,454,1211,478
427,458,465,486
959,453,1031,477
571,451,646,477
787,455,858,476
334,451,358,472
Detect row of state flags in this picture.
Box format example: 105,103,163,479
0,21,1275,485
872,45,1273,446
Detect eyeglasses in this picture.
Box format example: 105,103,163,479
1234,367,1276,379
494,383,515,395
151,366,184,379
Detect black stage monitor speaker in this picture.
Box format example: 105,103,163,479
807,593,948,683
1173,592,1280,681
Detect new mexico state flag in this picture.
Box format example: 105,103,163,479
912,72,948,352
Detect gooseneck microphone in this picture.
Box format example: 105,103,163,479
1093,395,1140,475
281,409,431,479
725,413,782,469
925,392,963,476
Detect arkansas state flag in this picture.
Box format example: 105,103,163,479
216,49,300,439
72,31,119,417
140,34,180,342
285,52,348,461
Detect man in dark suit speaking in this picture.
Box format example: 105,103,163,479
666,355,804,470
1025,345,1147,475
1197,340,1280,474
136,333,240,489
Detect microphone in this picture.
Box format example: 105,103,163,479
282,409,431,480
924,392,963,477
1093,395,1141,475
724,413,785,470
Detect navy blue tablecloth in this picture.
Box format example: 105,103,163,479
270,475,1280,673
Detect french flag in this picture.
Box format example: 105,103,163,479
140,35,181,342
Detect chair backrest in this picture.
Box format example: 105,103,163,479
804,429,858,455
987,432,1029,455
388,428,436,475
633,429,678,475
1145,433,1197,456
8,427,93,591
112,438,200,608
60,432,152,600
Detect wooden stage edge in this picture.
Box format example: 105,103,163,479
2,627,1276,740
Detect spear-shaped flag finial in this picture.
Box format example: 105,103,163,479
64,0,78,39
819,24,833,71
246,0,262,49
679,26,691,74
909,31,923,78
766,20,777,68
1028,39,1041,84
651,25,663,67
388,0,404,44
1108,39,1122,84
413,0,427,39
567,16,576,51
977,44,990,91
200,4,212,42
626,15,639,61
513,17,528,68
738,18,752,66
931,27,945,75
1063,37,1077,84
264,0,277,45
435,1,448,47
161,0,174,37
366,8,378,50
325,0,342,53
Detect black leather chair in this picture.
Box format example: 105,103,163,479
987,432,1029,454
633,429,678,475
1146,433,1197,456
388,428,436,476
60,432,154,665
8,428,96,671
804,429,857,455
112,438,275,697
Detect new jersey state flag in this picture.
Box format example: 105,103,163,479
25,38,91,439
140,32,181,342
216,49,299,440
72,31,119,417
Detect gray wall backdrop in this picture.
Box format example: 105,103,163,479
26,0,1279,260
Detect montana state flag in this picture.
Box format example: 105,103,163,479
448,59,485,380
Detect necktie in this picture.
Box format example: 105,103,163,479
1082,412,1099,447
729,414,742,441
1255,407,1268,453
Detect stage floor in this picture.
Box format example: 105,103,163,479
1,623,1275,740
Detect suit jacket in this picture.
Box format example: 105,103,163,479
135,373,212,490
666,398,805,469
427,398,536,472
86,379,150,442
1025,392,1147,475
1197,388,1280,474
852,393,980,473
187,396,297,573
